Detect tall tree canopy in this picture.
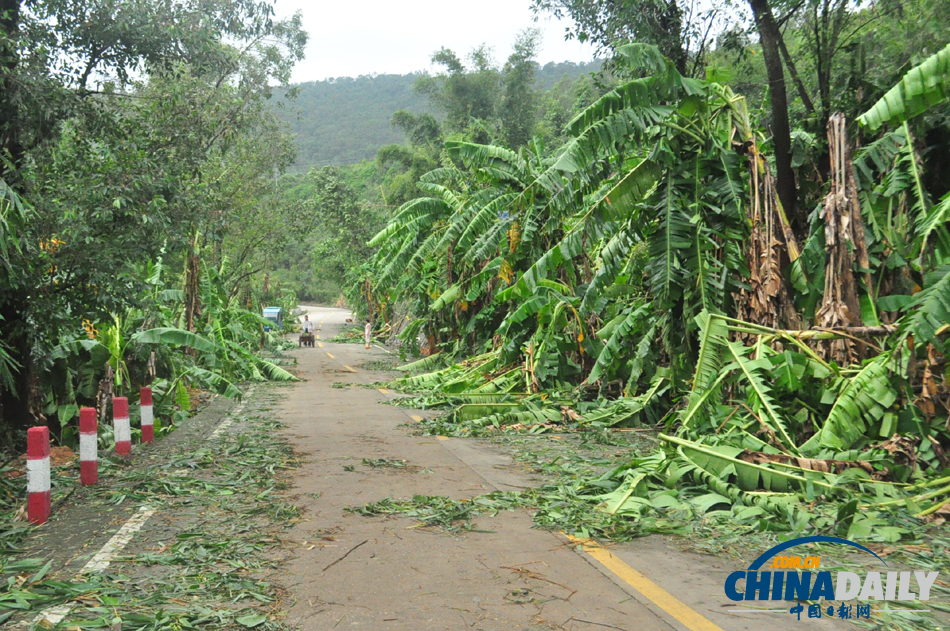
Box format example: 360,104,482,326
0,0,306,432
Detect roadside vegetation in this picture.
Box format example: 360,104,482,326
0,0,305,454
0,3,311,610
362,40,950,546
323,3,950,622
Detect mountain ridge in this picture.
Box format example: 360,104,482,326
276,59,602,170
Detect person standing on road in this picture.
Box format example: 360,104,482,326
364,319,372,349
302,316,314,334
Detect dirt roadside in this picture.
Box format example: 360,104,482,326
14,394,235,576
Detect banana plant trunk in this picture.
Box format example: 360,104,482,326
816,113,871,364
184,250,201,333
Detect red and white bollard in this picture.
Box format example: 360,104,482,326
140,387,153,443
26,426,51,524
79,407,98,485
113,397,131,456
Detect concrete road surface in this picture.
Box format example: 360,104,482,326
278,306,835,631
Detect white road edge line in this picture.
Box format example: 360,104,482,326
30,603,72,626
208,418,233,440
82,506,156,573
209,385,253,440
31,506,156,626
32,386,253,626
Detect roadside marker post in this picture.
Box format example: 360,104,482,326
27,426,51,524
140,387,154,443
79,407,98,485
113,397,131,456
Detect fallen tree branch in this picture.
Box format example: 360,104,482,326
563,618,627,631
322,539,369,572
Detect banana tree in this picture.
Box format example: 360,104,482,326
855,43,950,273
53,316,220,389
365,43,755,393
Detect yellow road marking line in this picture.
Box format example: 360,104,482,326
410,415,423,423
378,388,388,395
565,535,724,631
436,436,449,441
343,365,357,373
326,352,335,359
318,342,324,348
316,334,320,339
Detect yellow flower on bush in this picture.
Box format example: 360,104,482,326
82,319,98,339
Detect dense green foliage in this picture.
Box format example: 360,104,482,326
350,29,950,549
268,41,609,304
0,0,307,446
533,0,950,233
265,166,386,303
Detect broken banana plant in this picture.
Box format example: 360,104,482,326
373,45,950,543
816,113,873,364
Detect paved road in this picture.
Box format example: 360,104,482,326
278,306,827,631
17,306,842,630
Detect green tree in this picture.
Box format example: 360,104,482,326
306,167,385,287
391,110,442,148
531,0,720,76
414,45,502,141
0,0,306,431
500,30,541,149
532,0,796,226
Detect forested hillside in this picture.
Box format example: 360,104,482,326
277,59,603,169
277,74,430,168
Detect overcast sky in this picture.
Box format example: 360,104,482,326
272,0,596,83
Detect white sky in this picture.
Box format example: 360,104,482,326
272,0,596,83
